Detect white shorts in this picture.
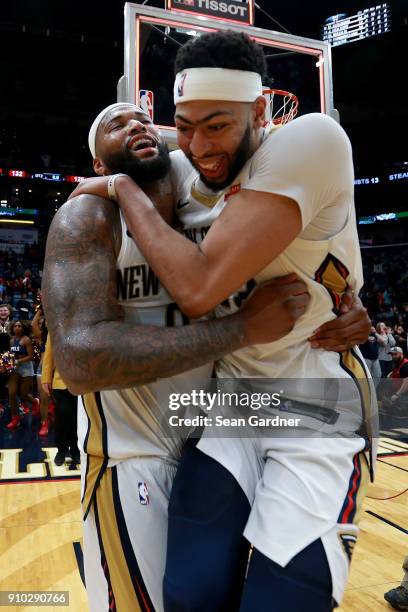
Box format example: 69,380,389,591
198,434,372,606
82,455,177,612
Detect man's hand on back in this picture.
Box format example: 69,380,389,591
309,291,370,352
238,274,309,346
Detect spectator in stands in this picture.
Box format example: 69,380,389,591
383,287,393,308
2,292,12,307
15,261,25,279
360,246,408,324
0,303,12,334
22,269,32,291
388,346,408,399
390,306,402,327
3,262,13,281
359,325,382,388
379,346,408,417
376,321,396,377
394,324,408,355
6,320,39,430
360,284,378,319
15,291,32,320
32,287,42,305
42,335,79,466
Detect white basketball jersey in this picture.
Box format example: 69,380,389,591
78,208,213,518
172,120,377,583
172,116,376,445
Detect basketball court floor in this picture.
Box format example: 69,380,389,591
0,409,406,612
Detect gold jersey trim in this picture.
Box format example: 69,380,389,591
81,392,109,520
190,178,225,209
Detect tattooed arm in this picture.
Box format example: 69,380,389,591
42,194,309,395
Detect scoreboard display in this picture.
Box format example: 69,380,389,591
322,4,391,47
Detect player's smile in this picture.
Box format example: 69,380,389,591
193,154,228,181
127,134,158,158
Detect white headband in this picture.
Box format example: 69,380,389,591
174,68,263,104
88,102,145,158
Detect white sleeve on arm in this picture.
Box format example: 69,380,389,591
170,149,195,199
243,114,355,239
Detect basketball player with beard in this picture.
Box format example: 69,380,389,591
43,102,314,612
67,100,372,612
67,31,377,612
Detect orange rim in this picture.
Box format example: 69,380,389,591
262,88,299,125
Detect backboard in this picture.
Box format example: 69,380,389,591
123,3,334,146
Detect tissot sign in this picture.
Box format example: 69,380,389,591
167,0,254,25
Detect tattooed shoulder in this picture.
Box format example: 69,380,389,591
45,194,121,262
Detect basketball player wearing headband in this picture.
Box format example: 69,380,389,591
68,31,377,611
47,101,369,612
43,101,314,612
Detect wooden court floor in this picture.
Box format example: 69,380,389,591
0,439,407,612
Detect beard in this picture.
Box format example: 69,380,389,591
189,124,252,191
104,140,171,183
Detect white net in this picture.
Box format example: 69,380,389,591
263,88,299,125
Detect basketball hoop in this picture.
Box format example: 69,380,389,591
262,88,299,125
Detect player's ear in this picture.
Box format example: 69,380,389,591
93,157,106,176
253,96,266,127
